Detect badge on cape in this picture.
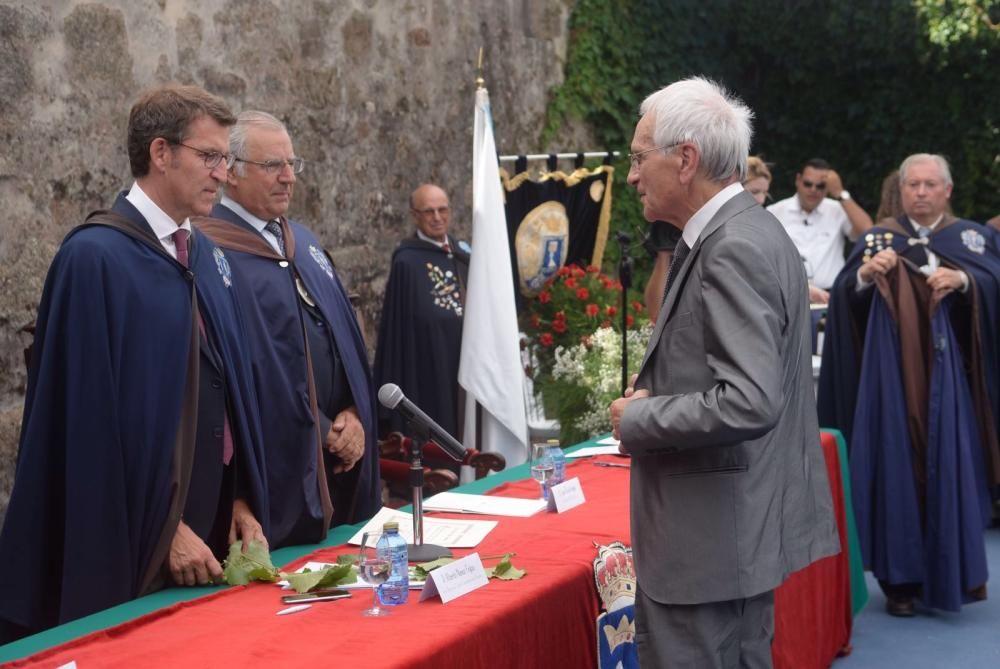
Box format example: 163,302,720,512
309,244,335,279
212,247,232,288
426,262,463,317
961,228,986,255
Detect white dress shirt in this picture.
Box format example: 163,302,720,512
125,182,190,259
416,229,450,251
219,195,283,255
767,195,852,289
682,182,746,248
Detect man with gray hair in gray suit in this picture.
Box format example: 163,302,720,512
610,78,840,668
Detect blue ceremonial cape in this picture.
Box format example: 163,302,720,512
0,195,268,637
850,285,990,611
373,236,469,441
818,216,1000,489
199,205,379,547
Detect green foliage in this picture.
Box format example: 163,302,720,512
222,540,279,586
545,0,1000,238
282,562,356,593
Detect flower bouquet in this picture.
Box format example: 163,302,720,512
521,264,650,443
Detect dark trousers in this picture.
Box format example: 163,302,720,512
635,584,775,669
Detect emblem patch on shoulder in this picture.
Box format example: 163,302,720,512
213,247,232,287
960,228,986,254
309,244,335,279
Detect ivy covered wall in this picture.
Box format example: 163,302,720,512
545,0,1000,277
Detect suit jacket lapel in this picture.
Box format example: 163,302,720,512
639,190,758,373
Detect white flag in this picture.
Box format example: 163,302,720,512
458,87,528,467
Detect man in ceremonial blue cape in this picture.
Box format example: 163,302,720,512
196,112,379,548
0,86,269,642
374,184,470,446
818,153,1000,616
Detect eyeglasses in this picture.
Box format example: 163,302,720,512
412,206,451,217
628,142,684,170
171,141,235,170
234,157,306,175
801,179,827,191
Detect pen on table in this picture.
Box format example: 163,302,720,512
277,604,312,616
593,461,630,469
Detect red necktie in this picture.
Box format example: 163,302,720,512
442,242,451,254
173,229,234,465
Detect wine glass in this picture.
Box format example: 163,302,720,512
530,443,555,500
357,542,392,617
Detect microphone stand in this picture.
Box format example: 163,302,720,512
406,422,453,562
617,232,633,396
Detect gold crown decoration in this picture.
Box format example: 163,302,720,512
592,541,636,612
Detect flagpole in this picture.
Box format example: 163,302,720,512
476,47,484,89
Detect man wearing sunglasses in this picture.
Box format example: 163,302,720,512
196,111,380,548
374,184,470,453
0,85,269,642
767,158,873,300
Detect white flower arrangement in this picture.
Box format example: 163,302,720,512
547,323,654,441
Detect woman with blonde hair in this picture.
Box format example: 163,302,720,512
743,155,772,204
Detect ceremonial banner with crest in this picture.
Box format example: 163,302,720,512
501,160,614,306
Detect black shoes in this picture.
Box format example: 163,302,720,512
886,595,915,617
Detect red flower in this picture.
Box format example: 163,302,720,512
606,305,618,317
540,332,554,347
586,265,600,273
539,290,551,304
601,320,612,328
611,280,623,291
585,303,600,317
556,266,572,277
554,310,566,322
580,335,592,346
553,320,567,334
626,315,635,327
564,277,577,289
631,300,644,312
576,288,590,300
530,314,540,329
601,277,613,288
572,266,586,278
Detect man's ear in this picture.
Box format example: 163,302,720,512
149,137,171,174
678,144,700,184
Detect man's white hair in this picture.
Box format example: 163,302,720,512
639,77,753,183
229,110,287,177
899,153,953,187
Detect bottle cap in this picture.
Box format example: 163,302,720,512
546,439,560,445
382,521,399,531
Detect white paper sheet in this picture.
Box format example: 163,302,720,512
423,492,546,517
347,506,497,548
566,444,622,458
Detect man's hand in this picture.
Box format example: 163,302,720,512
858,248,897,283
808,285,830,304
610,388,650,453
927,267,965,298
228,498,267,553
326,406,365,473
169,521,223,587
825,170,845,199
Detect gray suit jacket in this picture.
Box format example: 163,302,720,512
621,189,840,605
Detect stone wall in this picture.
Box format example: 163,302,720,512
0,0,592,520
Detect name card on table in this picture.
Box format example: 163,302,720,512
420,552,490,603
548,477,586,512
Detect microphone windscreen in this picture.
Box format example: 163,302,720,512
378,383,403,410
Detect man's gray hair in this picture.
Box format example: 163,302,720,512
230,110,287,176
639,77,753,182
899,153,953,187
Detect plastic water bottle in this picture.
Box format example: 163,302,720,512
546,438,566,487
376,521,409,606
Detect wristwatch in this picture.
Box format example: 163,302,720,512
835,190,851,202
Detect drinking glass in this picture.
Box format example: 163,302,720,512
530,443,555,500
357,543,392,617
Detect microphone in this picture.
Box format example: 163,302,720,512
377,383,466,461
